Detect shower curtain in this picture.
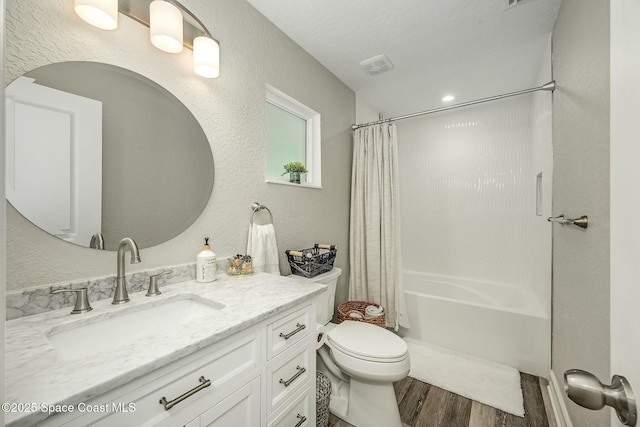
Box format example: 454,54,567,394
349,123,409,330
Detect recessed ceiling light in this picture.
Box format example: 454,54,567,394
442,95,455,102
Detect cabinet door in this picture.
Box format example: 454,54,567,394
200,377,261,427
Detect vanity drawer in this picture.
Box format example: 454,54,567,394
267,341,314,415
268,386,313,427
50,329,261,427
268,305,312,359
118,331,260,427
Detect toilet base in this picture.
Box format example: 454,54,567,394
318,357,403,427
330,377,402,427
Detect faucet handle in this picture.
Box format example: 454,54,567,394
146,270,172,297
51,288,93,314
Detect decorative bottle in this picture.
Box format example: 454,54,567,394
196,237,217,282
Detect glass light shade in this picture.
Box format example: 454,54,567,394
74,0,118,30
193,37,220,78
150,0,184,54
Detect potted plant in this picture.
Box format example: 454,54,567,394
282,161,308,184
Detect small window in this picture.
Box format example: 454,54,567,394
265,85,321,188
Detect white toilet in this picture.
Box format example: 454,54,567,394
300,267,410,427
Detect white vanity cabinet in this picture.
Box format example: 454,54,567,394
36,302,316,427
186,304,317,427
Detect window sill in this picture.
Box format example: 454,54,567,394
265,178,322,190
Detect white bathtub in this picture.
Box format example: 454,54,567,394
399,271,550,377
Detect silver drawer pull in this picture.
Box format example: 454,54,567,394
294,414,307,427
279,365,306,387
159,376,211,410
279,323,306,340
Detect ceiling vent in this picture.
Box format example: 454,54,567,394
360,54,394,76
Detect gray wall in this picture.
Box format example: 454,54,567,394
552,1,610,425
5,0,354,309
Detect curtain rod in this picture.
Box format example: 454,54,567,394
351,81,556,131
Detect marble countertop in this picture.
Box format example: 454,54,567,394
4,272,325,427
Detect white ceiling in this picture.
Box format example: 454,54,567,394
245,0,562,119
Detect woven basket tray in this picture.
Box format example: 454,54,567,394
337,301,386,328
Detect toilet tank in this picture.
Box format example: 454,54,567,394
293,267,342,325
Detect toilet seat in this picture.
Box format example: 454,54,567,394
326,320,408,363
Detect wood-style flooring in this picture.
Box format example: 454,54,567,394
328,373,555,427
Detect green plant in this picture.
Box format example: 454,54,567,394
282,161,308,175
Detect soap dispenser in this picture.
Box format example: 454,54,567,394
196,238,217,283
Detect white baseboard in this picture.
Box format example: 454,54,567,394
548,370,573,427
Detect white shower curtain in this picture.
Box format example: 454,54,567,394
349,123,409,330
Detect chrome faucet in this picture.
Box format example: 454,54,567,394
113,237,141,304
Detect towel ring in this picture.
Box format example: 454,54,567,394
250,202,273,225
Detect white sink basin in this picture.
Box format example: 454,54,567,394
46,294,224,361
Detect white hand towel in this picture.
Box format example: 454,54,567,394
365,305,384,319
247,223,280,275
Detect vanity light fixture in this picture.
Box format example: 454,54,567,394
442,94,455,102
73,0,220,79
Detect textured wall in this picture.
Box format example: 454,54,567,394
5,0,355,310
552,1,610,426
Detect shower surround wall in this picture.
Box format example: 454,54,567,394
396,94,551,376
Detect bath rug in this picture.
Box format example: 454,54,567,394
403,338,525,417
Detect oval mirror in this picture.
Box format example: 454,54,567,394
5,62,214,251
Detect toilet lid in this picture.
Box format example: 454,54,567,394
326,321,408,362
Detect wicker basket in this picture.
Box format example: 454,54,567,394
316,371,331,427
337,301,386,328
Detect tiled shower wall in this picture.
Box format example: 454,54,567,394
397,96,537,290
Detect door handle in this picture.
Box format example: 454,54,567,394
565,369,637,426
